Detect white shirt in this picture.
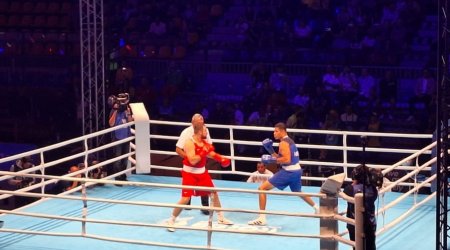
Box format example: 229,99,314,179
247,169,273,183
176,125,212,149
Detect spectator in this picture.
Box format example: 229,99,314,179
322,65,341,106
249,63,269,88
163,62,184,99
59,165,81,191
319,109,341,161
292,85,310,108
379,70,398,104
158,97,175,120
293,19,312,47
232,103,245,126
358,68,378,103
148,17,167,37
408,69,436,121
380,2,399,26
247,162,273,183
338,66,359,106
115,61,134,94
360,30,377,50
367,112,381,148
235,17,250,44
269,64,290,94
286,105,308,142
8,156,35,189
8,156,37,208
89,159,106,186
340,105,358,132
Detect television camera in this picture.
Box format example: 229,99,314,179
108,93,130,112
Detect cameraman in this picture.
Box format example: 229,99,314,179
8,156,37,207
109,96,133,185
344,164,379,250
9,156,35,189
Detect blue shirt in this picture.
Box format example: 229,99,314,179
112,110,131,140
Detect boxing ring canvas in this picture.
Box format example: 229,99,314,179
0,175,435,250
0,103,439,249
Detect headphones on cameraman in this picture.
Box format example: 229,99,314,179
351,164,367,183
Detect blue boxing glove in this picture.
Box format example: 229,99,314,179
261,154,277,164
262,138,275,155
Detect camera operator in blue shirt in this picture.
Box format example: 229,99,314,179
108,93,133,185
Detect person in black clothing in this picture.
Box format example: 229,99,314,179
378,70,397,103
344,164,379,250
8,156,35,189
8,156,37,208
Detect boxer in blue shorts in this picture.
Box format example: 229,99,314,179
248,122,319,226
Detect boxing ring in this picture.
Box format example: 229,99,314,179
0,103,438,249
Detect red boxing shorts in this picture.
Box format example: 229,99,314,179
181,169,214,197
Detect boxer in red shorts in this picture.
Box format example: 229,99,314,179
167,124,233,232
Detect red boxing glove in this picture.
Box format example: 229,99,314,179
213,154,231,168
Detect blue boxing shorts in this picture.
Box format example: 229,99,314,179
269,168,303,192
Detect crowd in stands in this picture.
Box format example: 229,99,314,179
104,0,436,67
0,1,442,206
139,61,435,133
104,0,230,59
218,0,431,65
0,0,438,151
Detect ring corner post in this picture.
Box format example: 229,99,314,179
129,103,151,174
319,194,339,250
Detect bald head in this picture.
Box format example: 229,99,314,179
191,113,205,127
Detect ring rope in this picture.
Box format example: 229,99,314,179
378,175,435,214
0,228,224,250
0,171,327,199
0,172,358,248
0,208,341,239
377,192,435,236
0,184,328,220
0,170,434,249
380,157,435,194
0,119,437,249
